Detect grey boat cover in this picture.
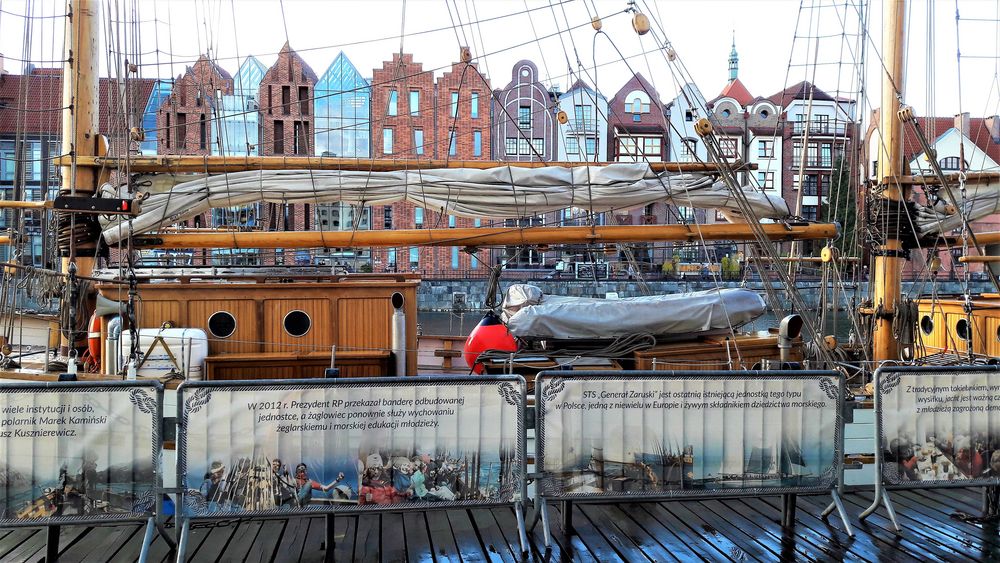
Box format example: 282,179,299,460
501,284,765,340
101,164,790,244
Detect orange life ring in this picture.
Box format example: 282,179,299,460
87,313,101,361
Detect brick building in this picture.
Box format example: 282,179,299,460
156,55,233,155
258,42,318,260
368,52,491,275
436,59,490,161
260,42,317,158
607,73,673,266
371,52,435,159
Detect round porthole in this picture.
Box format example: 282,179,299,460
207,311,237,339
283,310,312,337
920,315,934,336
760,109,769,118
722,109,731,117
956,318,971,342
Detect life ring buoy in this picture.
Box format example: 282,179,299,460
87,313,101,362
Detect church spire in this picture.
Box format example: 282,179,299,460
728,32,738,82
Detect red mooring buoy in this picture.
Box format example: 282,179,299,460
463,311,517,374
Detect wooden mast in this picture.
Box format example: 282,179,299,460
872,0,907,362
60,0,100,274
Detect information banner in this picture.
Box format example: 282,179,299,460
877,366,1000,486
0,381,163,527
535,371,843,499
177,376,525,517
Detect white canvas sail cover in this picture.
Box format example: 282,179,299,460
100,164,789,244
912,181,1000,236
501,284,765,340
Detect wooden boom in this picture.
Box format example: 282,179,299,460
56,155,753,174
133,223,837,250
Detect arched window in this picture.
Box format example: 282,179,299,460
939,156,966,171
626,90,651,114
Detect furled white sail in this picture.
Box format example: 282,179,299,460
501,284,765,340
912,181,1000,236
100,164,789,244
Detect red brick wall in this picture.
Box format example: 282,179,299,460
436,61,491,161
156,56,233,155
369,54,488,273
259,43,317,157
371,53,436,159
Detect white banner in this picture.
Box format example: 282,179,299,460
0,382,161,525
535,372,842,498
179,377,524,517
878,367,1000,485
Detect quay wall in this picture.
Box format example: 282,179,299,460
416,279,995,312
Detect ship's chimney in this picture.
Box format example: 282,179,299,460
986,115,1000,143
955,112,971,135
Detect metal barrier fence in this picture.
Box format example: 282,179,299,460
533,370,852,545
861,365,1000,530
175,375,528,561
24,367,1000,558
0,380,163,562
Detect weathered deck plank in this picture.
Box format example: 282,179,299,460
701,498,820,562
270,516,309,563
4,490,1000,561
401,511,433,563
380,512,408,563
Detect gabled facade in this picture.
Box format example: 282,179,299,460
492,59,555,161
436,58,490,162
367,53,488,274
556,79,608,161
607,73,672,265
259,42,317,158
709,91,783,206
314,52,373,268
315,52,371,158
371,53,435,159
156,55,233,155
607,73,669,162
667,83,708,164
771,81,856,221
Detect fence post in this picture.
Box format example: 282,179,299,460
45,525,59,563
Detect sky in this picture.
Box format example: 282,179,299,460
2,0,1000,121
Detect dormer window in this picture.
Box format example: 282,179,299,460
939,156,966,171
626,90,651,122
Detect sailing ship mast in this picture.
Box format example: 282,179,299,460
60,0,101,276
40,0,854,380
872,0,906,363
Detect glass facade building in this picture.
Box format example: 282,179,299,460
215,56,266,157
315,52,371,158
139,80,173,155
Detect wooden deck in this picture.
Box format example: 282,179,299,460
3,488,999,562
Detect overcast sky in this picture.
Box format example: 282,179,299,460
2,0,999,120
